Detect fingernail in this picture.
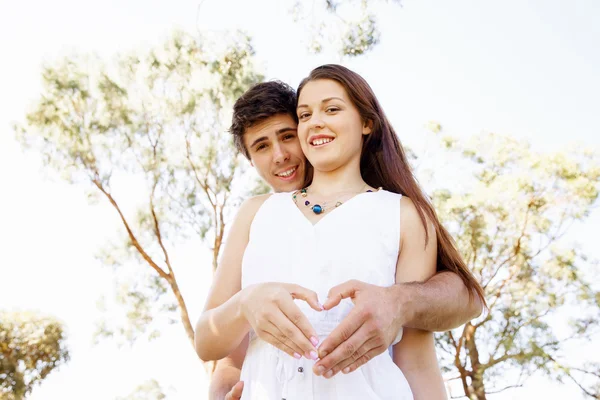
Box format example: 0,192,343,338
316,365,326,376
343,367,350,374
325,370,334,378
310,336,319,346
305,351,311,359
310,351,318,360
294,352,302,359
319,350,328,358
318,302,325,310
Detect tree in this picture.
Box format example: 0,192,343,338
14,30,263,366
426,131,600,399
290,0,402,56
0,311,69,399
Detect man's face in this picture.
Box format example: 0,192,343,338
244,114,307,193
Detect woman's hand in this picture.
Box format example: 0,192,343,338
241,282,323,360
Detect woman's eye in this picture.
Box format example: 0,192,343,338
326,107,339,113
299,113,310,119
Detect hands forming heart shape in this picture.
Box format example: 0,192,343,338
240,279,403,379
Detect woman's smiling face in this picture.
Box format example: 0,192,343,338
296,79,371,173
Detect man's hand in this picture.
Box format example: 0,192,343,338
224,381,244,400
313,280,405,378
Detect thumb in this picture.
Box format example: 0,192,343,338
285,284,324,312
323,280,362,310
226,381,244,400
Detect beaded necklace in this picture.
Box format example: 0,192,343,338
292,185,379,215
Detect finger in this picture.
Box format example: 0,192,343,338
313,322,369,377
265,321,306,357
284,283,324,312
260,329,302,359
330,337,381,378
230,381,244,400
341,345,386,375
277,293,320,343
323,280,361,310
317,306,364,359
270,307,319,358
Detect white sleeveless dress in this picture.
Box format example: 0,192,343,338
239,190,413,400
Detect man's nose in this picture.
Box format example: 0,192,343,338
273,144,290,164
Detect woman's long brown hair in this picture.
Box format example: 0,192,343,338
298,64,486,305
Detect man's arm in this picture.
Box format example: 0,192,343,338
398,270,483,332
313,198,484,379
312,271,483,378
208,336,248,400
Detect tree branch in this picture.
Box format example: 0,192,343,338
93,179,170,280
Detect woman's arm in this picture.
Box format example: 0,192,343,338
393,329,446,400
393,197,447,400
194,195,267,361
195,194,322,362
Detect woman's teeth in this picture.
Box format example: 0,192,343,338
312,138,333,146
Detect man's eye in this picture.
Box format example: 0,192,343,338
283,134,296,141
256,144,267,151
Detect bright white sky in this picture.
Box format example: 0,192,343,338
0,0,598,399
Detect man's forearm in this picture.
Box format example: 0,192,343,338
396,271,483,332
208,336,248,400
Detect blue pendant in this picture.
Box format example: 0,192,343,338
312,204,323,214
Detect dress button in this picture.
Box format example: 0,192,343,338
298,367,304,373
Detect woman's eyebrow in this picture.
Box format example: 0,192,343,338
297,96,346,109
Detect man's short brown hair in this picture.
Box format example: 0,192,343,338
230,81,298,159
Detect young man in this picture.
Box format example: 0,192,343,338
209,81,483,400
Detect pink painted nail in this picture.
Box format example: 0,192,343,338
343,367,350,374
310,351,319,360
294,352,302,359
318,302,325,310
310,336,319,346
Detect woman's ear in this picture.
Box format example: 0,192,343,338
362,119,373,135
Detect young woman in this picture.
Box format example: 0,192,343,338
195,65,485,400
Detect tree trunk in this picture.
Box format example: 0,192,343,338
469,376,488,400
165,273,217,377
464,323,487,400
166,275,195,346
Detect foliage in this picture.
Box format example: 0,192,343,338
427,130,600,399
290,0,402,56
0,311,69,400
14,30,263,352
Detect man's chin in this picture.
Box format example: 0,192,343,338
269,176,303,193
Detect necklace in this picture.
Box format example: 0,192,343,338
292,184,379,215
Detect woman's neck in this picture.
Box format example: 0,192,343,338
308,160,366,196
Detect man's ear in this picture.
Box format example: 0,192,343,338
362,119,373,135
